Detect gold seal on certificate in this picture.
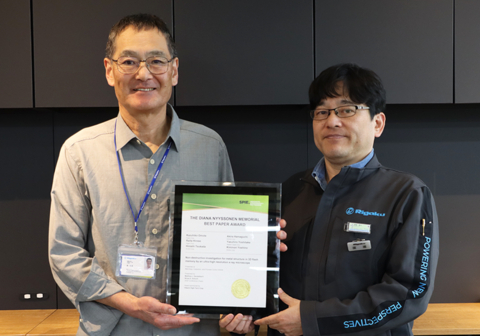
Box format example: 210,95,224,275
231,279,251,299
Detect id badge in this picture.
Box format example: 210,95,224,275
344,222,371,234
116,244,157,279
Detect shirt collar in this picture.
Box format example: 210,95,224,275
114,104,180,152
312,149,375,190
168,104,181,151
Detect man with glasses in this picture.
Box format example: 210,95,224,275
49,14,268,336
255,63,439,336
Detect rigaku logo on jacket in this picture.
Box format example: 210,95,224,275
346,207,385,217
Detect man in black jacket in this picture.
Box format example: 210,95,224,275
255,63,439,336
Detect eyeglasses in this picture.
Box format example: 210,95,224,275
111,56,175,75
310,105,370,120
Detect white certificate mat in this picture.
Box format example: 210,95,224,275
179,193,269,308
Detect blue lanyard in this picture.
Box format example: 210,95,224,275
114,119,172,245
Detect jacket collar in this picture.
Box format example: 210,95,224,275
333,154,382,188
301,154,382,189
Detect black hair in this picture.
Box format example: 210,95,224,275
309,63,386,119
106,13,177,59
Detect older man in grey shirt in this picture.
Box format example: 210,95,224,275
49,14,260,336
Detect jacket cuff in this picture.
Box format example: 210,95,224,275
301,300,321,336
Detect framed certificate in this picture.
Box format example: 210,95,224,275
167,182,281,318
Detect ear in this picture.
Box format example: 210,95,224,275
104,58,115,87
171,57,179,87
373,112,386,138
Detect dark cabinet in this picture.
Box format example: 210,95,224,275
174,0,314,106
455,0,480,103
0,0,33,108
0,111,55,309
315,0,453,104
33,0,172,108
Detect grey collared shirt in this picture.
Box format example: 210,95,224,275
49,105,234,336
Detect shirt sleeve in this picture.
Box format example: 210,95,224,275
49,143,124,335
300,186,439,336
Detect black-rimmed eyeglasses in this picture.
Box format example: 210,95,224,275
310,105,370,120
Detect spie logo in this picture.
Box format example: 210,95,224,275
346,207,354,215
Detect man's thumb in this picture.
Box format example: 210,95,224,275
278,288,294,306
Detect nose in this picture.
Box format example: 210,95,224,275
135,61,152,80
324,110,342,127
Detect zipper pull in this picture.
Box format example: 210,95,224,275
422,219,425,237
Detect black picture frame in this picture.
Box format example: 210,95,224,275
167,182,281,319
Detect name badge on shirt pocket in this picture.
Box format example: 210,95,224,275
344,222,371,234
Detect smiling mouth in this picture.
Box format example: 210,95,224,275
134,88,155,92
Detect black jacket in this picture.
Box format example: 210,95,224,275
278,155,439,336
